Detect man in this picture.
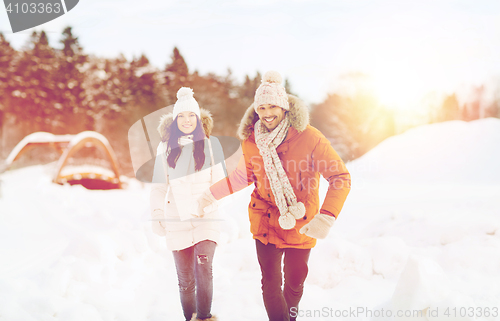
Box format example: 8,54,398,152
199,71,351,321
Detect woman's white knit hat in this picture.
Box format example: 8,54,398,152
254,71,289,111
173,87,201,119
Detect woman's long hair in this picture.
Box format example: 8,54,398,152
166,115,206,171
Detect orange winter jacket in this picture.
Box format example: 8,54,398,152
210,95,351,249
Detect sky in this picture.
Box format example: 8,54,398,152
1,0,500,109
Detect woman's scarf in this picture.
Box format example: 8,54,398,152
168,135,195,180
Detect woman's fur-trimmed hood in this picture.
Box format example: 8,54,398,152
157,108,214,141
237,94,310,140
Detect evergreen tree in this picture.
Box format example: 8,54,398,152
238,71,261,108
12,31,58,130
311,92,395,160
53,26,90,133
485,85,500,118
486,100,499,119
165,47,188,78
164,47,189,103
0,33,16,158
129,54,166,118
284,77,295,96
189,69,243,136
311,94,357,160
463,86,484,121
241,75,253,98
436,94,460,122
0,33,16,113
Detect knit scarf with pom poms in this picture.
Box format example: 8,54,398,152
254,116,306,230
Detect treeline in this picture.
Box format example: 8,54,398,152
311,93,396,161
1,27,499,175
429,88,500,123
0,27,266,175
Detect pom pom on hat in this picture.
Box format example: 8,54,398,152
173,87,200,119
177,87,194,99
262,70,283,84
254,70,289,111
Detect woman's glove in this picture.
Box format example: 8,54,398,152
151,209,166,236
299,213,335,239
197,189,218,215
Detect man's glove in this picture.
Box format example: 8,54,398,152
151,209,166,236
197,189,218,215
299,213,335,239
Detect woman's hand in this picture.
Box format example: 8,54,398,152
197,189,217,215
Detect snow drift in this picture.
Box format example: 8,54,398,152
348,118,500,184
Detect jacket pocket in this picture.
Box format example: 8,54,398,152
249,196,271,237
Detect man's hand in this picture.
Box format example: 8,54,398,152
299,213,335,239
198,189,217,215
151,209,166,236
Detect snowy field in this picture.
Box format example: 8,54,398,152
1,118,500,321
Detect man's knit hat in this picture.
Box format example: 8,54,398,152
173,87,201,119
254,71,289,111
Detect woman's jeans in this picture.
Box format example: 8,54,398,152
172,240,216,321
256,240,311,321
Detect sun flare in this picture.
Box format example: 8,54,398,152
370,63,428,112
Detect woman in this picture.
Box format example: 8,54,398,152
150,87,225,321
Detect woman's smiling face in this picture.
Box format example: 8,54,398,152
256,104,286,131
176,111,198,134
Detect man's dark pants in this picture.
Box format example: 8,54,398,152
256,239,311,321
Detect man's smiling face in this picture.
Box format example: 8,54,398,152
256,104,286,131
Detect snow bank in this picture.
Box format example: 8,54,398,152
348,118,500,184
392,255,452,312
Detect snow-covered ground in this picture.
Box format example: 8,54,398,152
1,118,500,321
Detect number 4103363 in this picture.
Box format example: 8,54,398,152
444,307,498,318
5,2,62,14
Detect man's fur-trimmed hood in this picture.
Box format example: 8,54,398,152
237,94,310,140
157,108,214,141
